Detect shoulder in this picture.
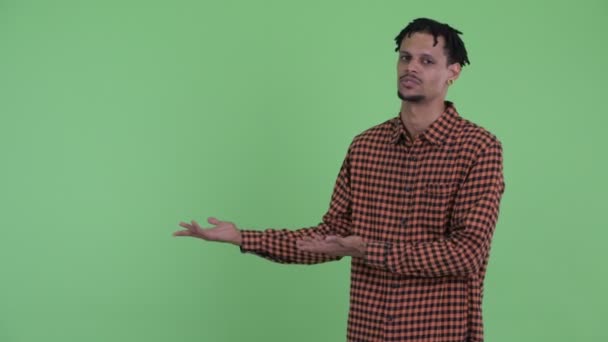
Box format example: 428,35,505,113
348,117,396,150
454,116,502,154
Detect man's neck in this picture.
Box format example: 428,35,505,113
399,99,447,141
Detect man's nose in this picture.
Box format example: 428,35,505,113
404,59,421,73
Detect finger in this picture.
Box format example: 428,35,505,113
190,220,203,232
327,236,346,247
297,239,310,246
208,217,220,225
173,230,192,237
304,239,328,252
298,244,316,253
325,235,338,242
179,221,192,229
310,233,324,240
297,240,314,251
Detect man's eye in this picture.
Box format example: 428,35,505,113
423,59,434,64
400,56,410,61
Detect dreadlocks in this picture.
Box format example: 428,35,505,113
394,18,470,68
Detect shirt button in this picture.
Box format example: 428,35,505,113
404,186,412,192
408,156,417,162
391,283,400,288
401,217,408,226
386,315,393,322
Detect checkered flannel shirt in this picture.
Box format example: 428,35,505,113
240,101,505,342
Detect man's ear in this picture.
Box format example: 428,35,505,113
448,62,462,82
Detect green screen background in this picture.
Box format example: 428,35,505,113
1,0,606,341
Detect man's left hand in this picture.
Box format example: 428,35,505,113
296,235,365,258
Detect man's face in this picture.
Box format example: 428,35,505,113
397,32,460,103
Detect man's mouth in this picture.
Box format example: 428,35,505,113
400,75,421,87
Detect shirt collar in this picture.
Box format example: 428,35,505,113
390,101,460,146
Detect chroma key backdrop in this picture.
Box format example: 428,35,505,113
0,0,606,341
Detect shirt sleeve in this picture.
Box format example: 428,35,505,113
238,142,353,264
364,140,505,277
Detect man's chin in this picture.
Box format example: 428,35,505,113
397,91,425,103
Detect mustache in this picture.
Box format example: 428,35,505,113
400,74,422,83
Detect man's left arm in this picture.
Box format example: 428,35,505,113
363,139,505,278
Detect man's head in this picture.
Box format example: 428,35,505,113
395,18,470,103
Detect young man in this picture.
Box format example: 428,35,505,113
174,18,505,342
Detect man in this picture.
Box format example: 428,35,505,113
174,17,505,342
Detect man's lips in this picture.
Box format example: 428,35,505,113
400,75,421,87
399,75,422,89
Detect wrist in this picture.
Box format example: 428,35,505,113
354,238,366,258
233,230,242,246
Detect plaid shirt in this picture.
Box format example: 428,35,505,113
240,101,505,342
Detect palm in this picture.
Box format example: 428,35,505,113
173,217,241,245
202,221,237,241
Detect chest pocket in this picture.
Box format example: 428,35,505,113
419,181,459,231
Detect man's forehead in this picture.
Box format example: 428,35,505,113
399,32,446,54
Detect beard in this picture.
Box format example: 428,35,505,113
397,90,425,103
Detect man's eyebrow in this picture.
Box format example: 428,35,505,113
398,51,436,58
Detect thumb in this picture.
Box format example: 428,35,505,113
325,235,339,242
208,217,220,225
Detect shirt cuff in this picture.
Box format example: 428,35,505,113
364,241,391,269
239,230,263,253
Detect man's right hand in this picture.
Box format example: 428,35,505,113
173,217,242,246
